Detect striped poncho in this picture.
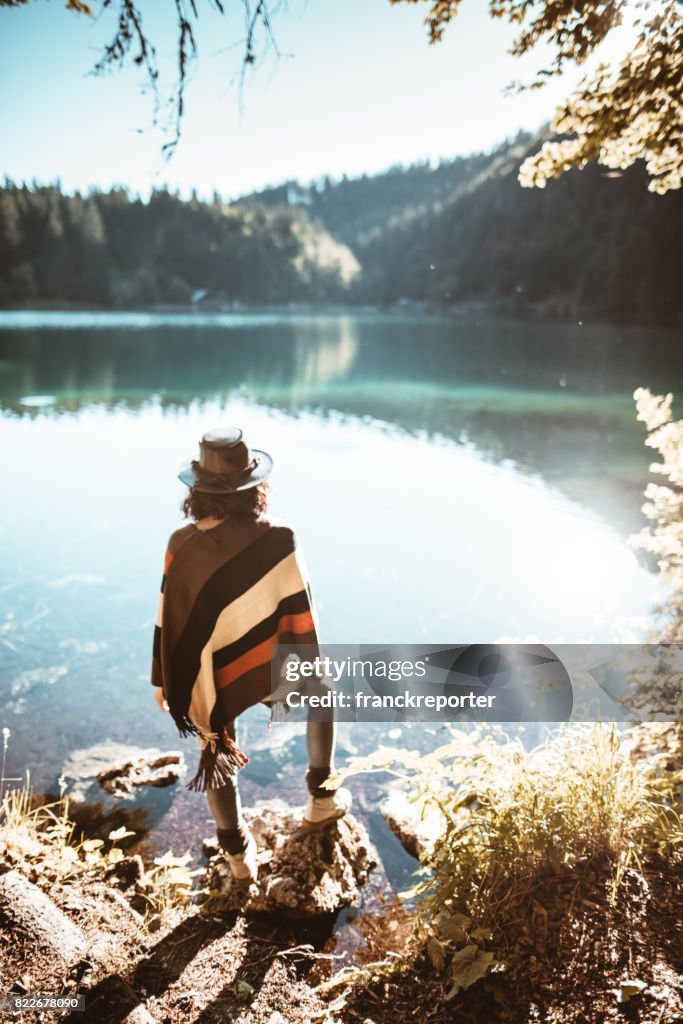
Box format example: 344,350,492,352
151,515,320,791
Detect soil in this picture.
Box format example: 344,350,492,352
336,859,683,1024
1,726,682,1024
1,840,682,1024
0,863,331,1023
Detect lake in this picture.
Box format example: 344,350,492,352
0,310,681,879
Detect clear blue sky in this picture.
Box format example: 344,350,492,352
0,0,636,199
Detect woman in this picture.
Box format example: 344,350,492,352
151,427,351,884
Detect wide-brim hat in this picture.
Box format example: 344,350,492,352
178,427,273,493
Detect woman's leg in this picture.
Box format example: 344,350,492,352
205,720,251,854
305,710,336,797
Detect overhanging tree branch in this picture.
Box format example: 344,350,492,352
1,0,280,157
390,0,683,193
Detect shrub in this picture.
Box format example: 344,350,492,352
631,388,683,643
334,723,683,998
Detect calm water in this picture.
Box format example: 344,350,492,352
0,311,681,878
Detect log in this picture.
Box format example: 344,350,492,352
0,869,86,962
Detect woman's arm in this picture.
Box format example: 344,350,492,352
154,687,169,711
151,544,174,707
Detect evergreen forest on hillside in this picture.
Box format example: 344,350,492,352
1,134,681,325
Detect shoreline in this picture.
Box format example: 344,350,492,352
1,724,680,1023
0,300,681,333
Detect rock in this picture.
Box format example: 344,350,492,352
60,743,184,802
123,1005,158,1024
0,869,86,962
97,752,185,798
203,799,376,917
381,785,444,860
81,935,113,970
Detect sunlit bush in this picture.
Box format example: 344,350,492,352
335,723,683,997
631,387,683,643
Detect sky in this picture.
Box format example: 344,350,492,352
0,0,639,200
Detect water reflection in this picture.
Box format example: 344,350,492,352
1,311,681,535
0,311,678,866
0,400,662,748
1,312,680,402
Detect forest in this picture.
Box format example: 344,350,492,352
1,132,681,326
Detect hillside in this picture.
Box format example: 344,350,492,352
0,186,359,308
234,145,494,253
1,133,681,324
357,141,683,324
240,133,683,325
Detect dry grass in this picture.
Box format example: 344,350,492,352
333,723,683,1002
0,744,200,933
0,748,328,1023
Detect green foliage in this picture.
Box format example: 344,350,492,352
334,724,683,994
520,3,683,195
631,389,683,642
0,183,359,308
323,136,680,323
2,139,681,324
445,943,498,999
143,849,204,922
392,1,683,193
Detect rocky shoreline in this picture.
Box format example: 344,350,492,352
2,731,681,1024
0,748,398,1023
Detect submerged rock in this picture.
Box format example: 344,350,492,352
60,743,185,801
203,799,377,917
97,751,185,798
381,785,444,860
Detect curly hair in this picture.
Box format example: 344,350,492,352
182,481,270,522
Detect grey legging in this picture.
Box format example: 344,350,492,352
206,712,335,854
